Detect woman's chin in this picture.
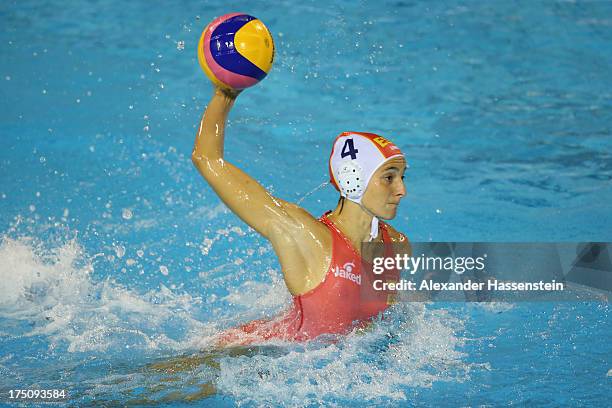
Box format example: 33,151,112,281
379,207,398,220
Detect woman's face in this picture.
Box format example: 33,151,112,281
361,157,407,220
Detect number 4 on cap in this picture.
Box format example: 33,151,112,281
341,139,359,160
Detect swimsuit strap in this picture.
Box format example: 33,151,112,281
320,211,361,259
379,221,391,244
320,212,392,253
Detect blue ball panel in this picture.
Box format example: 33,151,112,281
209,14,267,80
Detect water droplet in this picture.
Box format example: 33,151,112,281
29,205,36,212
160,265,169,276
122,208,133,220
137,250,144,258
176,40,185,51
4,76,10,81
436,209,442,214
39,156,46,163
114,245,126,258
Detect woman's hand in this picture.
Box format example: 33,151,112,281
215,85,242,100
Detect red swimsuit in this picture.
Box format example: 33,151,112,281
215,213,398,346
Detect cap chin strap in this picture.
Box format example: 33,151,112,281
342,194,380,242
369,216,379,242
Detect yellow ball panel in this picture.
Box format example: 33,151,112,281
234,19,275,73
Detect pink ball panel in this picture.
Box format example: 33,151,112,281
202,13,259,89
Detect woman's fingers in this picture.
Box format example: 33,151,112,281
215,86,242,99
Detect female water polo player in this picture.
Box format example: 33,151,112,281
192,87,410,346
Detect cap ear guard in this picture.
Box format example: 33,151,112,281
337,160,365,201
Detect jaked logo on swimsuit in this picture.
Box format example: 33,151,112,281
333,262,361,285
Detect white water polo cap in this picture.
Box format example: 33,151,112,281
329,131,404,203
329,131,404,240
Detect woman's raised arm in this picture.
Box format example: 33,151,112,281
191,87,316,240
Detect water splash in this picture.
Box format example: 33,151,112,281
0,235,214,354
0,233,472,405
296,180,330,205
215,303,471,406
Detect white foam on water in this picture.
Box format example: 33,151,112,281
471,301,515,313
0,235,216,354
0,233,475,405
222,269,291,313
188,269,292,349
81,302,473,406
216,302,472,406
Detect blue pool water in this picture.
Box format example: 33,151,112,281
1,0,611,406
